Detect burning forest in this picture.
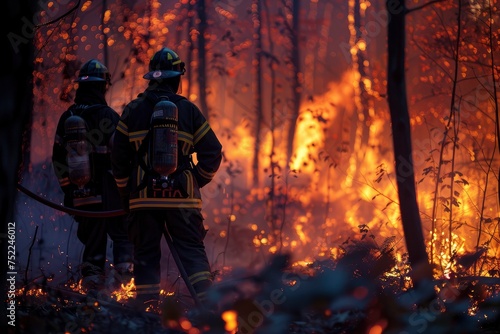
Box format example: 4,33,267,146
3,0,500,333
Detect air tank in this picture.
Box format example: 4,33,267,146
150,100,178,177
64,115,91,189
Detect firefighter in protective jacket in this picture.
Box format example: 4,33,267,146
52,59,134,290
111,47,223,307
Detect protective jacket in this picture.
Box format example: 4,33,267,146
52,91,119,208
111,87,222,210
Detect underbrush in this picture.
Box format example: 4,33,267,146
10,232,500,334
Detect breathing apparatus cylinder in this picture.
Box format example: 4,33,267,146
150,100,178,177
64,115,91,189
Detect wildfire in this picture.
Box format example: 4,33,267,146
222,310,238,333
111,278,136,302
294,217,310,245
428,229,467,278
17,287,47,298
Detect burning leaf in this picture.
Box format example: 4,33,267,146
381,201,394,211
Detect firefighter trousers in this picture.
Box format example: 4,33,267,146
128,208,212,304
76,208,134,277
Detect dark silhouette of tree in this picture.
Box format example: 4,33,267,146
102,0,109,67
196,0,209,119
490,1,500,217
186,1,196,99
386,0,431,282
284,0,301,164
1,0,36,322
252,0,264,184
262,0,281,242
353,0,372,160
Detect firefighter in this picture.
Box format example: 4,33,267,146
111,47,223,309
52,59,134,291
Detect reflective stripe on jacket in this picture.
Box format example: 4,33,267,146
111,89,222,210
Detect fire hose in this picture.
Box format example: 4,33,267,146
16,182,204,307
16,183,126,217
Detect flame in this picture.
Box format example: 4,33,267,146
291,70,357,175
111,278,136,302
294,217,310,245
291,111,326,173
222,310,238,333
17,287,47,298
428,230,467,278
27,0,500,302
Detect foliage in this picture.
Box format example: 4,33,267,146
12,228,500,334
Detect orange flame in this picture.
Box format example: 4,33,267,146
222,310,238,333
111,278,136,302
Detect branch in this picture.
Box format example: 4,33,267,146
35,0,81,28
406,0,445,15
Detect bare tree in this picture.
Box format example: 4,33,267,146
491,1,500,218
352,0,372,165
386,0,431,282
252,0,264,184
102,0,109,66
263,0,280,241
187,1,196,99
196,0,209,119
283,0,301,164
1,0,36,318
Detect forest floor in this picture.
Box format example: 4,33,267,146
7,253,500,334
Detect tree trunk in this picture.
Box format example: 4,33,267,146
196,0,209,119
286,0,301,165
263,0,279,239
1,0,35,314
386,0,431,283
353,0,371,157
187,1,195,99
102,0,109,67
488,2,500,219
251,0,264,185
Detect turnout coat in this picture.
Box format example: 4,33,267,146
111,87,222,210
52,95,120,209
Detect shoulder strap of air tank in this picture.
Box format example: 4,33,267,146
136,91,161,157
135,92,161,191
135,129,154,192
